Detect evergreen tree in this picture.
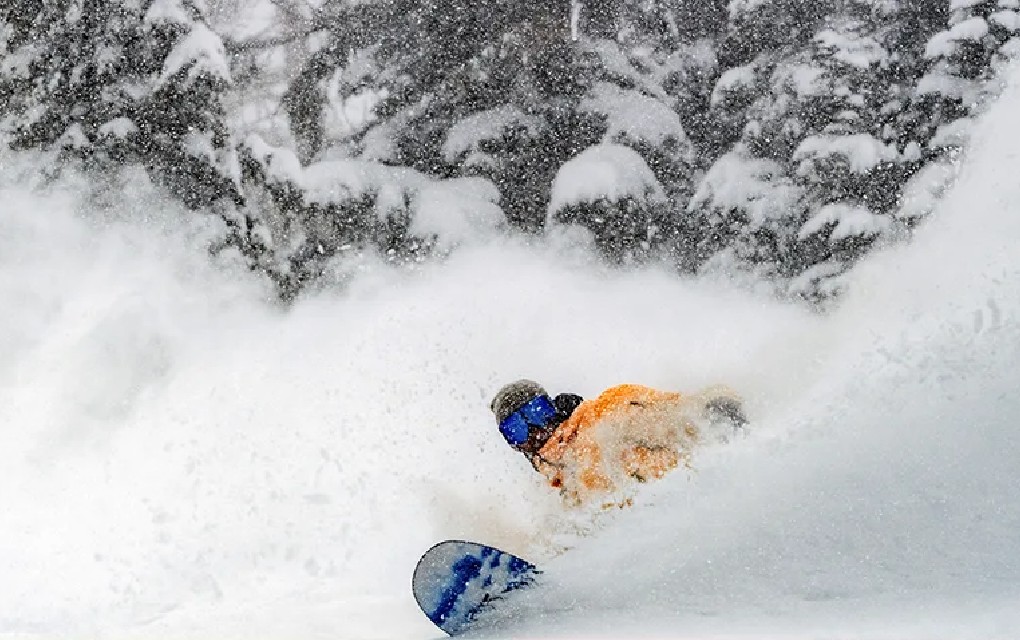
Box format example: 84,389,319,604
0,0,240,207
721,0,834,67
682,143,807,278
787,13,903,284
874,0,948,153
547,142,671,262
5,0,1019,301
899,0,1020,222
268,0,702,263
237,132,506,300
686,5,911,298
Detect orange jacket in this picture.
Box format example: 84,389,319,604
531,383,738,506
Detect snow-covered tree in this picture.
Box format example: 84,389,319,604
619,0,728,44
260,0,703,262
874,0,948,151
682,144,806,276
1,0,147,153
140,0,241,207
786,15,905,282
0,0,240,207
689,5,929,298
899,0,1020,223
722,0,834,66
547,143,669,261
238,133,505,298
5,0,1017,302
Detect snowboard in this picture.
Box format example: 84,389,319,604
412,540,539,636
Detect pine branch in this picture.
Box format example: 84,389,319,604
222,30,323,53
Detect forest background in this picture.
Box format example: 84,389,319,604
2,0,1015,301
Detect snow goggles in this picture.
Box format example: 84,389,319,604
499,394,557,447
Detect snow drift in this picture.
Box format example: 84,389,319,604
2,66,1020,640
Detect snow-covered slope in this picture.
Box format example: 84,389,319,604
511,62,1020,638
2,66,1019,640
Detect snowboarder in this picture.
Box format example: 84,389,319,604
491,379,746,506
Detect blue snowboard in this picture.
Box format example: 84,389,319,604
412,540,539,636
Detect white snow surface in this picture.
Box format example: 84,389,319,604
98,117,139,139
144,0,194,27
158,22,232,87
410,177,505,250
916,66,978,100
798,202,892,241
585,41,669,101
547,143,666,215
711,64,757,106
3,63,1020,640
951,15,992,41
580,82,686,147
240,135,503,246
690,148,804,225
794,133,899,175
243,133,304,185
930,117,975,150
772,60,828,99
926,17,991,59
992,9,1020,31
302,158,411,205
57,123,90,150
441,106,540,163
183,131,216,164
896,157,959,222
